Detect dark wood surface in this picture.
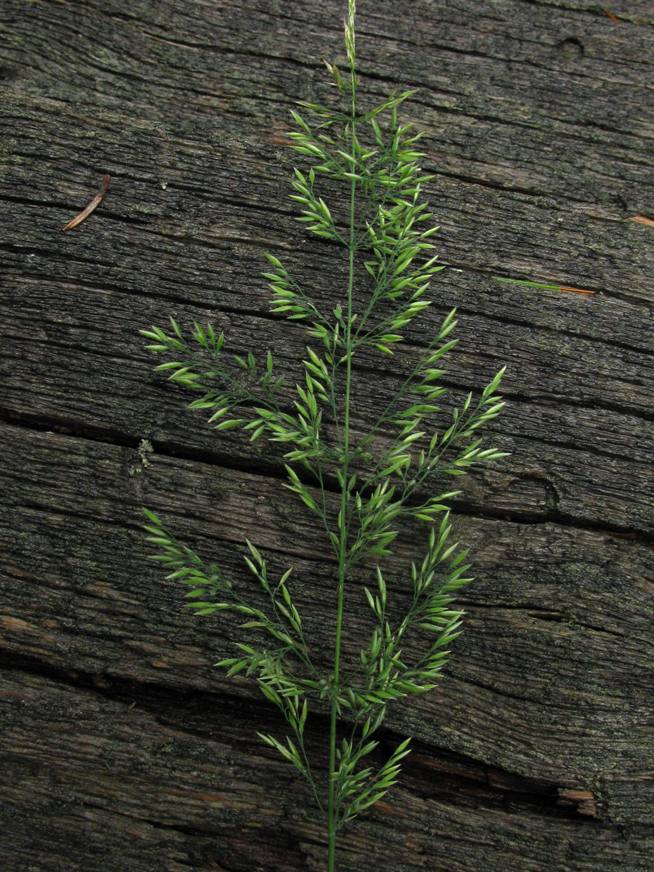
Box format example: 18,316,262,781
1,1,652,869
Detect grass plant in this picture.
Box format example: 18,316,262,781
141,3,507,866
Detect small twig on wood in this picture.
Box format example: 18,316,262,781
62,174,111,232
627,214,654,228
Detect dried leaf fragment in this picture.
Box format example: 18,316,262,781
62,174,111,232
493,276,596,297
556,285,596,296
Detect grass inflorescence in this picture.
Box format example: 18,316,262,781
140,2,507,867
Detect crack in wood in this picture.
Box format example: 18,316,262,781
0,655,601,823
1,407,651,545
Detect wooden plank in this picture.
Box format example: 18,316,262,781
1,274,652,532
1,423,652,820
0,0,652,306
2,668,653,871
0,0,652,536
0,89,652,306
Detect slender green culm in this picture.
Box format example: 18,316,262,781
140,2,507,867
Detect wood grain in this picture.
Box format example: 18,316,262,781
0,0,652,869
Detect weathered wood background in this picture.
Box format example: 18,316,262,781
1,0,653,869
